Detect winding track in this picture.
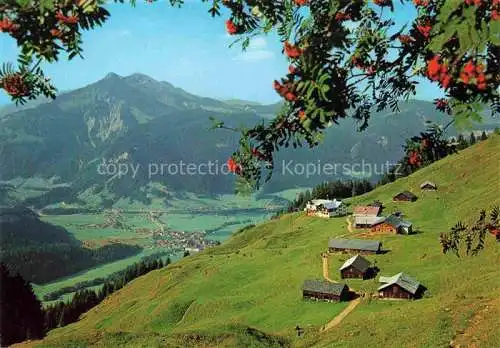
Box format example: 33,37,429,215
319,252,362,332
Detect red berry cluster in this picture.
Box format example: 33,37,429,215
0,17,20,34
487,225,500,238
398,35,415,45
55,11,79,25
294,0,309,6
434,98,450,113
1,73,31,98
351,56,363,68
413,0,430,6
408,151,423,166
288,65,298,75
298,110,307,120
227,157,241,174
416,19,433,39
274,80,297,102
284,42,303,59
426,56,451,89
225,19,239,35
366,66,377,76
493,0,500,20
460,60,488,90
464,0,483,6
335,12,351,21
50,29,63,38
351,56,377,76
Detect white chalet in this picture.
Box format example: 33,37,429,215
304,199,347,218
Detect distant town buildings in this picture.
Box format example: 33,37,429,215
305,199,347,218
153,229,219,253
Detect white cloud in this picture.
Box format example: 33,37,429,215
233,37,275,62
248,37,267,50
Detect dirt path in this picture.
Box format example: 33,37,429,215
322,253,337,283
320,297,362,332
177,300,195,325
346,216,354,233
320,252,362,332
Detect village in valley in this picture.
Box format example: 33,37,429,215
300,180,440,313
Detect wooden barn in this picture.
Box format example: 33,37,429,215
329,239,382,254
354,215,386,229
339,254,371,279
420,181,437,191
302,280,349,302
371,215,413,235
393,191,418,202
353,205,384,229
378,272,423,299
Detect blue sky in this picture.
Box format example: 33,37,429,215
0,1,443,105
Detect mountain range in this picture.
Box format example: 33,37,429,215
0,73,496,208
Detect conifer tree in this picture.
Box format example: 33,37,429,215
470,132,477,145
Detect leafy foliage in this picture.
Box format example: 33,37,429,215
440,206,499,257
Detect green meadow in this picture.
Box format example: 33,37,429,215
17,136,500,347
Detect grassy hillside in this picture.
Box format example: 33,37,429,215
18,136,500,348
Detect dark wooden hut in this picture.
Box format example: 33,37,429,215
378,272,423,299
302,280,349,302
393,191,418,202
339,254,371,279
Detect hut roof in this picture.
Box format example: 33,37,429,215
378,272,421,294
380,215,412,229
339,254,371,272
302,280,347,296
353,206,381,216
420,181,437,189
354,215,386,226
328,239,382,252
393,191,418,200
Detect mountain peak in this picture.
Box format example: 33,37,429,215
124,73,159,85
104,72,122,80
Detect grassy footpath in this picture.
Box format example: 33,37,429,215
17,136,500,347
